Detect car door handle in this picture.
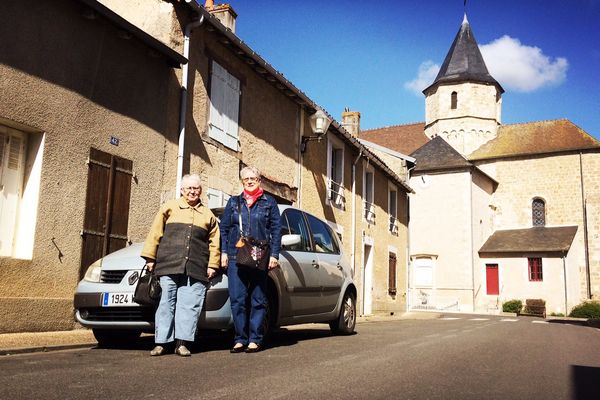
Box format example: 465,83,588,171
312,261,320,268
336,264,343,271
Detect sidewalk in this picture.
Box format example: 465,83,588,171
0,311,442,356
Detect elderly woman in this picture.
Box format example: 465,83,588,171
141,174,220,357
220,166,281,353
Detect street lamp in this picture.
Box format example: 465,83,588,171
301,109,333,153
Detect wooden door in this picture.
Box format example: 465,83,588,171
79,148,133,278
486,264,499,295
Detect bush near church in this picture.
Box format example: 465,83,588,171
569,301,600,319
502,299,522,314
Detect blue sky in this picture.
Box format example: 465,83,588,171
229,0,600,138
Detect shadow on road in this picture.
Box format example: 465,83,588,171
92,325,351,354
571,365,600,400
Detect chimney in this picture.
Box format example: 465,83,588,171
205,1,237,33
341,110,361,138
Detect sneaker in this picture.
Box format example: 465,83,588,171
175,345,191,357
150,345,165,356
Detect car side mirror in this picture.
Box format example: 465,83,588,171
281,234,301,248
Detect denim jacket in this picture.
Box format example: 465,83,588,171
219,193,282,260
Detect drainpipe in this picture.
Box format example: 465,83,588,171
579,152,592,299
297,108,305,208
563,254,568,315
176,14,205,197
351,148,363,281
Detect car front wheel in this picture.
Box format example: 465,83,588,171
329,291,356,335
92,329,142,347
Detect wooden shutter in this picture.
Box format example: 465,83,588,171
80,148,133,278
388,252,397,295
208,61,239,150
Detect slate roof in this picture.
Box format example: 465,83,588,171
469,119,600,160
359,123,428,155
479,226,578,255
424,15,503,94
410,136,472,173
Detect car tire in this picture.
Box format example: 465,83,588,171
329,290,356,335
261,289,277,343
92,329,142,347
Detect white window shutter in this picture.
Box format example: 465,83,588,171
209,62,227,144
208,61,240,151
0,129,26,256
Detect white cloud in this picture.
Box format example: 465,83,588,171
404,61,440,95
404,36,568,94
480,35,568,92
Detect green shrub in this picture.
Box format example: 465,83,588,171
569,301,600,319
502,299,522,314
550,312,565,317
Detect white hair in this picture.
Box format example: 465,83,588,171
240,166,261,180
181,174,202,188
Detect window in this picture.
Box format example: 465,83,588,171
0,124,43,259
206,188,230,209
528,258,543,281
208,61,241,151
388,252,397,295
388,185,398,234
451,91,458,109
486,264,499,295
305,213,340,254
363,166,375,223
280,209,310,252
327,137,345,209
532,198,545,227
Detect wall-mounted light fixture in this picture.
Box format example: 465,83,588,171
301,109,332,153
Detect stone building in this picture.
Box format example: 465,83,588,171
0,0,411,333
361,15,600,314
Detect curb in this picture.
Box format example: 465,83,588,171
0,342,96,356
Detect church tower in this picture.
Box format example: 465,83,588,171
423,15,504,156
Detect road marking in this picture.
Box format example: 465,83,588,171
469,318,489,321
501,318,519,322
532,321,549,324
440,317,461,320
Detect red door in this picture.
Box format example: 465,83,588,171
486,264,499,295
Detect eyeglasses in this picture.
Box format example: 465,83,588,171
183,187,201,192
242,177,259,182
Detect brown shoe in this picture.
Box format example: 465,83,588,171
175,345,191,357
150,345,165,356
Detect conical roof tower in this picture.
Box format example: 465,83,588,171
423,14,503,156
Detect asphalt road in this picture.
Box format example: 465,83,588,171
0,315,599,400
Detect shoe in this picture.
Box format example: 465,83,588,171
230,343,246,353
150,345,165,356
244,343,261,353
175,345,191,357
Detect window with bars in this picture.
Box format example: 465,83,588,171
327,138,345,209
532,198,545,226
528,257,543,281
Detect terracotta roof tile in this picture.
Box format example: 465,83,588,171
469,119,600,160
359,122,429,155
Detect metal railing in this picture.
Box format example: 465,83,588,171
389,215,399,234
327,179,345,208
363,200,376,223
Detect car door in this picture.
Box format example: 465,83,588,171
304,213,344,313
278,208,323,316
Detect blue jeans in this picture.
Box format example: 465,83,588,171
155,274,208,343
228,260,268,345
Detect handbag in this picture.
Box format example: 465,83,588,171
133,265,162,306
236,196,270,270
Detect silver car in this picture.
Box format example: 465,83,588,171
74,205,357,345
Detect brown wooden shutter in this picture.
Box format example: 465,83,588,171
388,252,397,295
79,148,133,278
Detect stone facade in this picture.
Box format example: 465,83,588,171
425,82,501,155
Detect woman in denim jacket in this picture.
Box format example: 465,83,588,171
220,166,281,353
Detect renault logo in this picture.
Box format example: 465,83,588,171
128,271,139,285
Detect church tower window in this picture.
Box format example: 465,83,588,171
451,91,458,109
532,198,546,227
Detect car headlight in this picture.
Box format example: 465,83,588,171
83,260,103,283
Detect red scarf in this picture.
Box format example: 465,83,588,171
243,187,264,208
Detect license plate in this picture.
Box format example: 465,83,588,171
102,292,135,307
